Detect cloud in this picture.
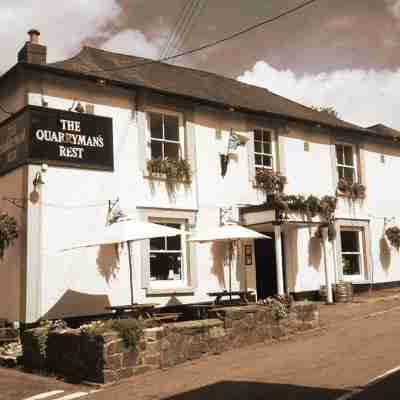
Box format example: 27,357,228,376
0,0,121,72
238,61,400,130
102,29,160,59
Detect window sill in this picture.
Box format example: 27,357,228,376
340,279,371,285
145,287,195,296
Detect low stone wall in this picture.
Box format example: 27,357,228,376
22,302,319,383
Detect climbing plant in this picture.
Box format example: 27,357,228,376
0,212,18,260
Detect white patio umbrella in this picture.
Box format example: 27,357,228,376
187,222,271,300
60,218,186,306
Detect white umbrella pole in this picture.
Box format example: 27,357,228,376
127,241,134,306
229,240,234,301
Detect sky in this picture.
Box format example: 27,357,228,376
1,0,399,129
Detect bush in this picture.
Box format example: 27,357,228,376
110,319,144,351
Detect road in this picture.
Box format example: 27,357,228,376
2,296,400,400
0,368,89,400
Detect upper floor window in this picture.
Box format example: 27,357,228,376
149,111,183,160
336,143,358,183
254,129,274,170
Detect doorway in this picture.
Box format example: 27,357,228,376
254,232,286,300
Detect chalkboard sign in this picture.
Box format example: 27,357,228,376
0,106,114,175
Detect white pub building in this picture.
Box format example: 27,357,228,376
1,30,400,324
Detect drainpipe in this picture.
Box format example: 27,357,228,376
321,226,334,304
273,222,285,296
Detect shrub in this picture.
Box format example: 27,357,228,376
258,294,293,320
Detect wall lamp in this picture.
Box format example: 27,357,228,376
33,164,48,189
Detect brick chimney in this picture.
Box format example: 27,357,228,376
18,29,47,65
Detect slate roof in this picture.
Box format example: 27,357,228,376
48,46,368,133
367,124,400,140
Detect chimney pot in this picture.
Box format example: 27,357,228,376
18,29,46,64
28,29,40,44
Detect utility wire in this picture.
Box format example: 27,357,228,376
83,0,319,74
166,0,208,63
160,0,194,59
0,103,12,115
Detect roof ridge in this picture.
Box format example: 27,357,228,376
46,46,368,134
79,47,360,128
48,47,91,67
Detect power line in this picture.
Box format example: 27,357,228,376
166,0,208,63
160,0,194,59
84,0,319,75
0,103,12,116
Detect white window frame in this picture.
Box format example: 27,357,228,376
148,217,189,290
145,108,186,161
340,227,365,282
335,142,359,183
253,128,276,172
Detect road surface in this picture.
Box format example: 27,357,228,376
2,295,400,400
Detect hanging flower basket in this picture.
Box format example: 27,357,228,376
336,179,366,200
385,226,400,250
255,169,287,194
0,213,18,260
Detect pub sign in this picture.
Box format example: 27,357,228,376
0,106,114,175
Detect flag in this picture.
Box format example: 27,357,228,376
227,131,242,155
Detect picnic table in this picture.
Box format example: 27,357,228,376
105,303,159,319
207,290,254,305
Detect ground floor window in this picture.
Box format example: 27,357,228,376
149,221,186,281
340,228,364,280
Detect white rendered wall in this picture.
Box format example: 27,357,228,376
362,143,400,284
23,87,400,321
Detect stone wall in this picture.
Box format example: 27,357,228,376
22,302,319,383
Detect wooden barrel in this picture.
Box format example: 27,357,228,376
334,281,353,303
